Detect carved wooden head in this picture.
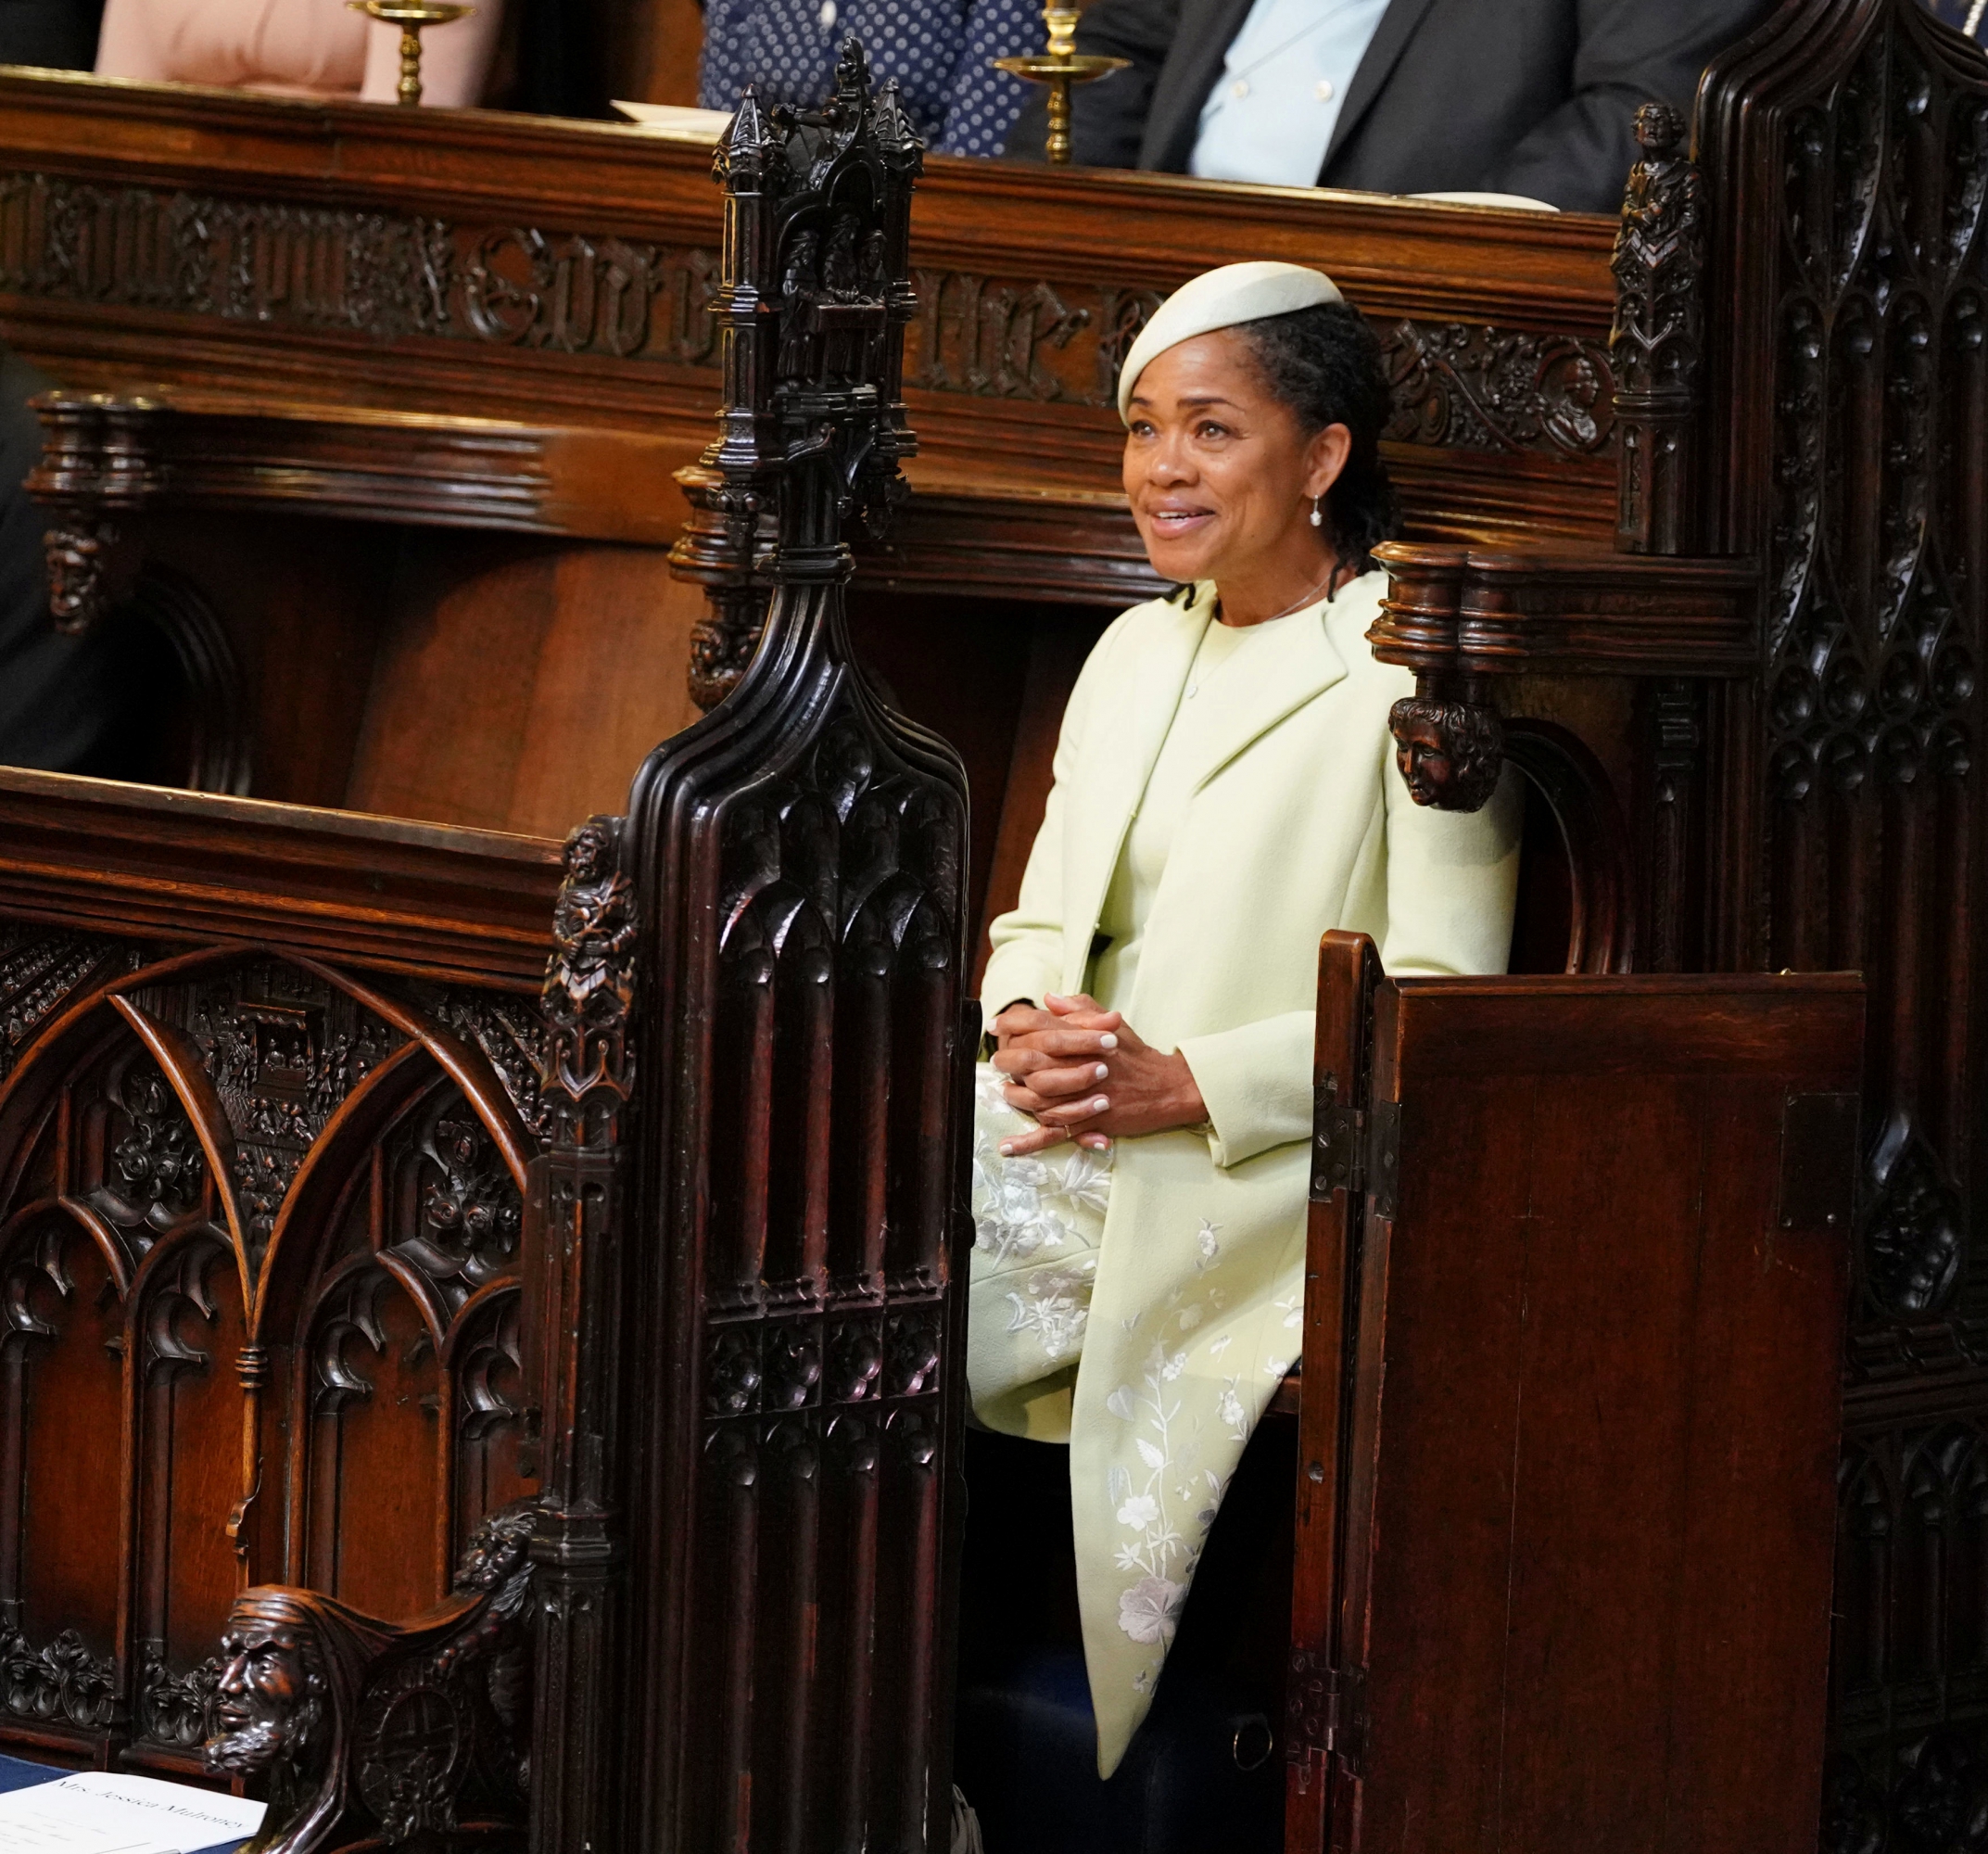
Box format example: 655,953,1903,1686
208,1598,330,1788
1388,692,1507,813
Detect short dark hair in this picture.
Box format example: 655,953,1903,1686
1235,303,1400,579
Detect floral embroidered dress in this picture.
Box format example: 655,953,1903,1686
971,612,1316,1766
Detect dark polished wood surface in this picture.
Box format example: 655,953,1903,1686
1305,947,1862,1854
0,67,1621,571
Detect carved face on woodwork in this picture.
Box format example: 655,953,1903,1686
1389,695,1506,814
207,1602,326,1780
452,1498,538,1599
563,822,611,886
1122,329,1349,616
45,519,113,637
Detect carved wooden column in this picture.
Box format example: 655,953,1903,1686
526,816,634,1854
1609,103,1704,557
628,48,973,1850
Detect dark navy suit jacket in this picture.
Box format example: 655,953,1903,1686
1011,0,1775,213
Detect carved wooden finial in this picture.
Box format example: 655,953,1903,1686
669,39,922,710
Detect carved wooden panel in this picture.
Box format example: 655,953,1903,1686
0,171,725,370
0,931,537,1781
1694,3,1988,1837
0,158,1618,485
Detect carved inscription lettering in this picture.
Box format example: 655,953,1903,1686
0,172,719,365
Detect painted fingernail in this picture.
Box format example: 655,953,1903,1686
999,1141,1014,1156
1093,1097,1109,1111
1094,1063,1109,1081
1098,1033,1119,1050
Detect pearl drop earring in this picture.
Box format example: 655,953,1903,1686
1310,494,1323,527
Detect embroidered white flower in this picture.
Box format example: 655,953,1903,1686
1118,1576,1185,1645
1002,1259,1095,1360
1177,1304,1204,1331
1106,1386,1137,1421
1046,1146,1112,1217
1218,1377,1248,1439
1195,1220,1222,1271
1116,1493,1159,1530
970,1067,1116,1268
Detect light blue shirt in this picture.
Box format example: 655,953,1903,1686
1188,0,1390,187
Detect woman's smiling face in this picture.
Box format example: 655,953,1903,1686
1121,328,1348,597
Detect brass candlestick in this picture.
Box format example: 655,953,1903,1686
348,0,475,107
994,5,1128,165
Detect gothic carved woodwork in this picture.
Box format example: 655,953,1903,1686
617,44,974,1849
1610,103,1706,555
1640,678,1706,974
126,565,254,796
1377,319,1615,459
202,1498,536,1854
0,935,536,1812
523,817,633,1854
1366,537,1752,828
0,164,1619,473
1678,14,1988,1824
1501,720,1638,975
671,459,778,713
0,172,720,370
26,389,160,634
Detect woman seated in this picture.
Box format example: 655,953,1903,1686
969,260,1521,1778
95,0,500,106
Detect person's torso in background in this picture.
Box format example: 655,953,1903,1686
95,0,366,95
0,0,104,70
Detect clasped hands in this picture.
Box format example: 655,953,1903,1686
990,993,1208,1158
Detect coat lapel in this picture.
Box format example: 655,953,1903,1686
1321,0,1439,173
1183,601,1347,797
1059,592,1209,991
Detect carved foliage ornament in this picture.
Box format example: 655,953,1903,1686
0,1628,116,1730
1378,320,1615,458
542,816,636,1147
1861,1110,1965,1319
1608,101,1705,553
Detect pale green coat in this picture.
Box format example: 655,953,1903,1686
974,570,1521,1774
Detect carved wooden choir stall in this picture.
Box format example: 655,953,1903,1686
0,0,1974,1848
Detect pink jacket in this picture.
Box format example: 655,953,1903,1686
95,0,502,106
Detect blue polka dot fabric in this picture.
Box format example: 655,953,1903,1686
1921,0,1988,40
699,0,1039,157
